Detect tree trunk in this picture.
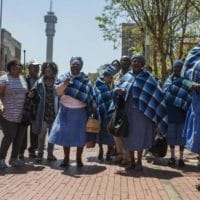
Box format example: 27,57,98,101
153,46,158,77
160,52,168,81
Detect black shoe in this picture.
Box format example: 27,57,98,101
29,152,37,158
47,154,57,161
18,154,24,160
125,162,136,171
60,158,69,167
168,158,176,166
35,153,43,163
106,154,112,161
178,159,185,167
98,151,103,161
76,160,83,168
196,184,200,191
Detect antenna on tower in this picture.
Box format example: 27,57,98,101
50,0,53,12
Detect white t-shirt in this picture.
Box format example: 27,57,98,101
0,74,27,123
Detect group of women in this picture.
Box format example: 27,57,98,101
0,44,200,177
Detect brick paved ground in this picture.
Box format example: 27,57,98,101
0,136,200,200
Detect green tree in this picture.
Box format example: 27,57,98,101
96,0,200,80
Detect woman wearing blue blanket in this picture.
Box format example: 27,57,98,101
114,55,168,171
181,44,200,163
181,44,200,190
94,64,117,161
163,60,193,167
49,57,93,168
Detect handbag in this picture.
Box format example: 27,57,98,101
108,109,129,138
21,96,32,126
149,133,167,158
86,115,101,133
21,90,39,126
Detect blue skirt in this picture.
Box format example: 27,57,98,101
167,123,185,146
123,97,154,151
183,66,200,153
183,98,200,153
97,118,114,145
49,106,87,147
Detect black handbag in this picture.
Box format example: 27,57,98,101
21,90,39,126
108,109,129,138
21,96,32,126
149,134,167,158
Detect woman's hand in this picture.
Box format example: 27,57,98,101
63,79,70,87
27,91,35,98
117,88,124,95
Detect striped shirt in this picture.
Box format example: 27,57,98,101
0,74,27,123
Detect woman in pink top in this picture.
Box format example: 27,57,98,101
49,57,94,168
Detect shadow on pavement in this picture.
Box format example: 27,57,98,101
87,156,116,165
179,164,200,173
0,164,45,176
115,165,183,179
40,159,107,177
61,165,107,178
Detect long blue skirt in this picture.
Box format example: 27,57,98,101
49,105,87,147
183,94,200,153
167,123,186,146
183,66,200,153
97,118,115,145
123,97,154,151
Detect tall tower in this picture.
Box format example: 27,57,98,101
44,0,57,62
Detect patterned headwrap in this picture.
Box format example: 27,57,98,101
131,55,146,65
70,57,84,68
173,60,183,69
102,64,118,77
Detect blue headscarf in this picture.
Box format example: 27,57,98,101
173,60,183,69
70,57,84,68
131,55,146,65
102,64,118,77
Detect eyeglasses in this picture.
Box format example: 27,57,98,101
16,64,22,68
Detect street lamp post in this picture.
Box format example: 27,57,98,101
23,49,26,72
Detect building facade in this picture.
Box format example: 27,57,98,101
0,28,21,73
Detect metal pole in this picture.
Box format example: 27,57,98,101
23,49,26,72
0,0,3,70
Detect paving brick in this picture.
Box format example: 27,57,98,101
0,138,200,200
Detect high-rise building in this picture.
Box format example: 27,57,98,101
44,0,57,62
0,28,21,73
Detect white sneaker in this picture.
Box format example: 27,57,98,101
0,159,8,169
9,159,25,167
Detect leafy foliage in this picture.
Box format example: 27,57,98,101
96,0,200,80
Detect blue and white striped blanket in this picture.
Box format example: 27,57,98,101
94,78,113,121
55,72,93,107
182,43,200,81
163,75,191,111
114,70,168,133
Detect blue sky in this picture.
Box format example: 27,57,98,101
2,0,121,74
